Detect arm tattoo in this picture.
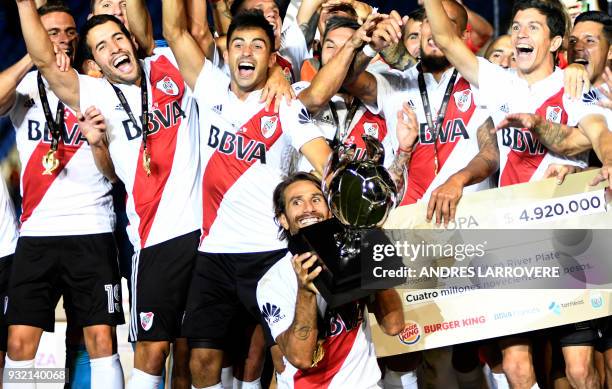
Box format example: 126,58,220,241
474,117,499,172
292,324,312,340
388,149,412,201
532,120,573,149
380,42,415,71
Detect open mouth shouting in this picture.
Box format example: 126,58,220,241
237,60,256,78
515,43,535,60
112,53,133,74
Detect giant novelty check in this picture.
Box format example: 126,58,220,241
371,170,611,356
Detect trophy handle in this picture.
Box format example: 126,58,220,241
362,135,385,164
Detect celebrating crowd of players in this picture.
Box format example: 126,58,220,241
0,0,611,388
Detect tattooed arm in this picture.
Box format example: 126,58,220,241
380,41,416,71
426,117,499,226
495,113,591,156
388,102,420,203
276,252,320,370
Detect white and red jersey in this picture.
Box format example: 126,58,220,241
279,20,310,82
257,254,382,389
0,178,18,258
5,71,114,237
78,48,200,249
293,81,391,170
367,65,491,205
194,59,325,254
476,57,605,186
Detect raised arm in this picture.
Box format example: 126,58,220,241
186,0,217,60
16,0,80,110
427,117,499,226
297,0,324,46
299,13,382,114
0,55,33,116
126,0,156,57
162,0,206,90
276,252,321,370
423,0,479,86
210,0,232,36
301,138,332,174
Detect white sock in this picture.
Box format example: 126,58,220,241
232,377,261,389
91,354,124,389
128,368,162,389
2,356,36,389
192,384,222,389
221,367,233,389
383,367,418,389
530,384,540,389
491,372,510,389
455,366,483,389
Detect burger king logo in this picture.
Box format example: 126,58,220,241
398,321,421,345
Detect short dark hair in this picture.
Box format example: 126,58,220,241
322,16,360,43
78,14,133,63
408,7,426,22
230,0,280,17
512,0,568,39
273,172,323,241
574,11,612,44
38,2,74,18
227,10,276,52
323,3,358,20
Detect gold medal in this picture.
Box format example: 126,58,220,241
142,149,151,176
311,340,325,368
42,150,60,175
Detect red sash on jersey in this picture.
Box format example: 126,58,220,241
132,55,186,247
499,89,568,187
20,109,82,224
401,78,476,206
201,104,283,242
293,319,361,388
342,110,387,160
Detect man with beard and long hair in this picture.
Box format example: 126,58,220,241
340,3,497,388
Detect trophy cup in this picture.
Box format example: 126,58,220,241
289,136,399,307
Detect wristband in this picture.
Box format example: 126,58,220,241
398,146,412,154
362,44,377,58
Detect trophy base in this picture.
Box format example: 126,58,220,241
289,218,373,308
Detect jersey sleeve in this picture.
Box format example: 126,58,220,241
364,70,405,116
5,72,36,122
476,57,513,109
77,73,112,113
256,262,298,341
279,97,325,151
194,58,231,108
564,91,612,129
546,150,588,169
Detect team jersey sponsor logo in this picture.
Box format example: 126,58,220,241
499,104,509,113
298,108,312,124
398,321,422,345
140,312,154,331
407,100,416,109
24,98,35,108
261,302,285,325
418,119,469,144
453,89,472,113
500,128,546,155
207,125,267,163
546,106,563,124
582,89,599,104
156,76,179,96
260,116,279,139
27,120,88,146
363,122,379,138
122,100,186,140
212,104,223,114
